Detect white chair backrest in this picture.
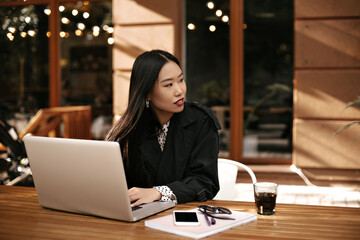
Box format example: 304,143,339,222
214,158,257,200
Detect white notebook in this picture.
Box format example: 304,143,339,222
145,209,257,239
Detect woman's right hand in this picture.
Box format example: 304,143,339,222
128,187,161,207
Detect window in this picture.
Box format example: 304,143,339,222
185,0,230,156
243,0,293,160
0,3,49,131
59,1,113,139
0,0,113,139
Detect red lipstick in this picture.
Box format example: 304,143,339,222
175,98,184,106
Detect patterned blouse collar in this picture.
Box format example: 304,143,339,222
157,120,170,152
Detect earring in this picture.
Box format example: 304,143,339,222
146,99,150,108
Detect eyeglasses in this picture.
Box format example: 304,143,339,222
198,205,235,220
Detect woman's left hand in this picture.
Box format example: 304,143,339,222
128,187,161,207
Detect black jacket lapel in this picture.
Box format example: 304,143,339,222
140,136,162,173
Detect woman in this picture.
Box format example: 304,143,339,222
106,50,220,207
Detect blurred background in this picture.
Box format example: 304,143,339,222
0,0,359,187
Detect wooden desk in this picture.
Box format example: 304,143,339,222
0,186,359,240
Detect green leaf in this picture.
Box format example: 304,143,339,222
344,96,360,110
332,121,360,139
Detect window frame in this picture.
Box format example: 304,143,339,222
230,0,291,164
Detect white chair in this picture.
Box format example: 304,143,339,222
214,158,257,200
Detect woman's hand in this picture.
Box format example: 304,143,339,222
128,187,161,207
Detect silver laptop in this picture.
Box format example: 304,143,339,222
23,135,175,222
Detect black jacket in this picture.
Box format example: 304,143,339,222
138,102,221,204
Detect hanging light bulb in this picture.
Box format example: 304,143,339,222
59,5,65,12
27,30,36,37
77,22,85,30
187,23,196,30
93,26,100,32
75,29,83,37
72,9,78,16
107,27,114,34
107,37,114,45
61,17,70,24
83,12,90,19
8,27,16,33
44,8,51,15
216,10,222,17
7,33,14,41
209,25,216,32
222,15,229,22
206,1,214,9
93,26,100,37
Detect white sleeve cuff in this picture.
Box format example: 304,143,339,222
155,186,178,203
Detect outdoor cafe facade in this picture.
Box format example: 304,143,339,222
1,0,359,182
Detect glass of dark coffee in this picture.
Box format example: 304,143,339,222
253,182,278,215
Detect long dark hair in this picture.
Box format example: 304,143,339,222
106,50,180,142
105,50,180,186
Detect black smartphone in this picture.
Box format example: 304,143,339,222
173,211,200,226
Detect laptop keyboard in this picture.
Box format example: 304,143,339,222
131,205,142,211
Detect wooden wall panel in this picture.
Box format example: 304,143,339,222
294,0,360,171
113,0,176,24
295,0,360,18
113,71,131,116
295,70,360,119
112,0,182,117
113,25,175,70
295,19,360,68
294,119,360,169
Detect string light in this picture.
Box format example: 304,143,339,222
61,17,70,24
209,25,216,32
93,26,100,37
77,22,85,30
102,25,109,31
206,1,214,9
44,8,51,15
83,12,90,19
222,15,229,22
107,27,114,34
72,9,78,16
215,10,222,17
8,27,16,33
75,29,83,36
187,23,196,30
7,33,14,41
5,2,115,41
27,30,36,37
107,37,114,45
